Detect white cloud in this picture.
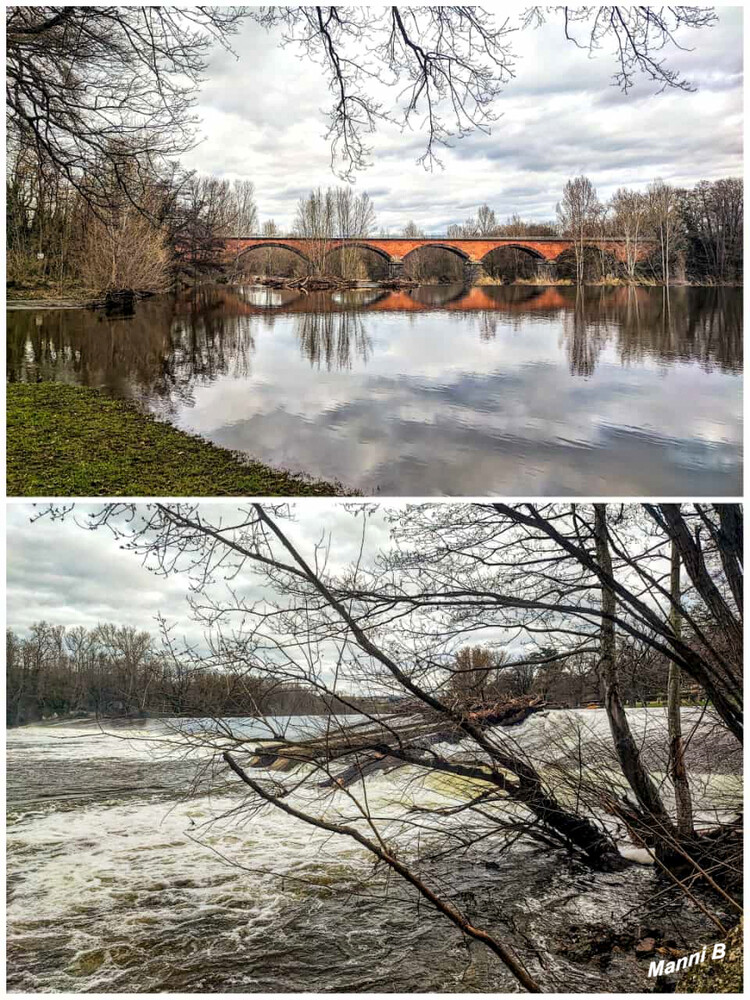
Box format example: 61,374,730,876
181,8,742,231
6,502,396,644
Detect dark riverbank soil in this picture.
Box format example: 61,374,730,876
7,382,354,497
557,915,743,993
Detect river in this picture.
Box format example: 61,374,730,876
6,710,741,993
6,283,742,496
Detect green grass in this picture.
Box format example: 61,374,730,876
7,382,353,497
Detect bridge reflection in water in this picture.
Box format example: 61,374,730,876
214,283,575,316
6,282,742,496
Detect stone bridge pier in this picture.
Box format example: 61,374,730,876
388,260,404,280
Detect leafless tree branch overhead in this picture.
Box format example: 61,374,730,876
7,6,718,197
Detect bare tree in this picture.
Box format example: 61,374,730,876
251,7,719,178
402,220,425,238
523,6,717,93
681,178,744,282
648,179,681,284
7,6,720,205
445,645,508,706
331,187,376,278
475,204,498,235
293,187,335,273
230,180,259,236
6,6,248,212
667,542,694,837
77,172,172,294
496,213,559,238
610,187,648,279
557,176,601,283
173,174,239,270
593,504,676,836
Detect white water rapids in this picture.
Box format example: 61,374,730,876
6,710,741,993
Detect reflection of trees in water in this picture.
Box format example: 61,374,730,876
563,290,612,378
7,285,740,409
478,312,500,341
6,289,259,415
295,309,372,369
7,300,180,398
164,322,256,412
560,287,742,377
615,287,742,373
462,284,742,375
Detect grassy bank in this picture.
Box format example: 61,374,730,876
7,382,352,497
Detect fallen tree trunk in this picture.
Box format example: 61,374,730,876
239,696,627,869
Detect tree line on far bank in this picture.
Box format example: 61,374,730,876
6,615,686,728
5,620,360,726
7,152,742,296
7,6,741,299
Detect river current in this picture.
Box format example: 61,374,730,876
6,710,741,993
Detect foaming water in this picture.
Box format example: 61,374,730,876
6,713,740,992
6,284,742,495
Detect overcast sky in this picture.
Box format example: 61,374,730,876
6,502,395,646
2,502,681,672
184,6,742,232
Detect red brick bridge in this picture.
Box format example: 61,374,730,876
224,235,653,279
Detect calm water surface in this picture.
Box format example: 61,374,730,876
7,284,742,495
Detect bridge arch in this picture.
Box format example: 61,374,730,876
324,241,393,263
234,241,312,265
324,241,391,281
402,242,471,262
402,242,471,283
553,245,621,281
481,243,546,281
480,243,544,263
